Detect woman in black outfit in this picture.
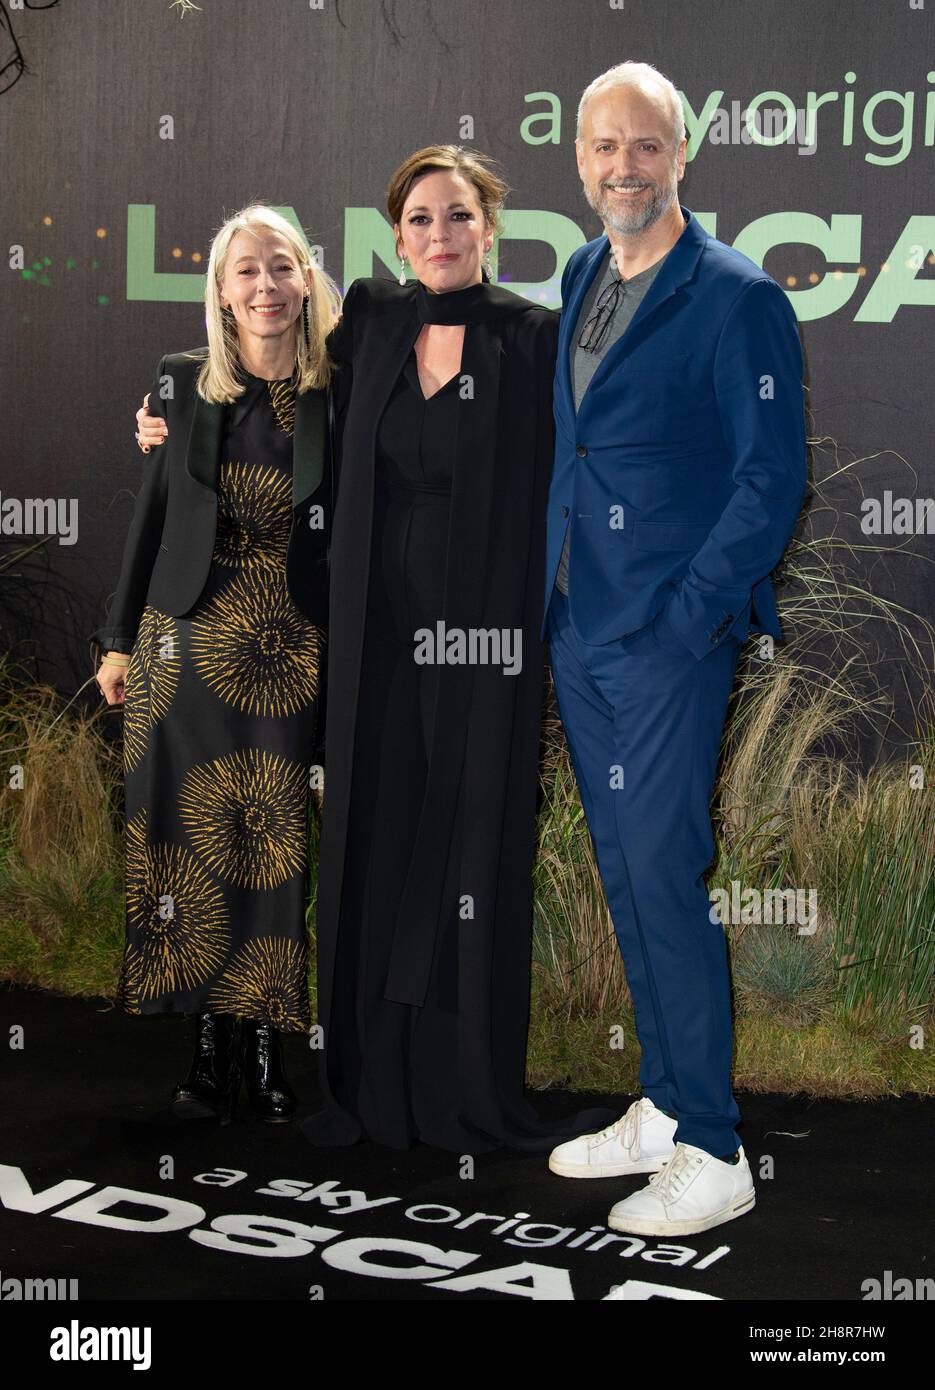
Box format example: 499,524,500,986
302,147,616,1152
97,204,339,1124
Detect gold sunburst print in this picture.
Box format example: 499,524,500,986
207,936,310,1031
117,941,144,1015
267,380,296,437
124,811,229,998
123,608,181,772
189,568,319,717
213,460,292,571
178,748,308,890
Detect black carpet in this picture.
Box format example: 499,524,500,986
1,986,931,1322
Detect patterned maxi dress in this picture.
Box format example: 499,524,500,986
117,371,320,1033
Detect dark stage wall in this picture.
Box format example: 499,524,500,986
3,0,934,756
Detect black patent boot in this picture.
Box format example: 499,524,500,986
170,1011,243,1125
241,1018,296,1123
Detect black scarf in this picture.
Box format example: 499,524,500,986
414,269,535,326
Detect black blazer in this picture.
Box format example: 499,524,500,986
93,349,333,653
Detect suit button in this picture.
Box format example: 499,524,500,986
576,445,587,458
561,505,569,517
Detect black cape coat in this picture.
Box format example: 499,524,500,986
308,275,616,1151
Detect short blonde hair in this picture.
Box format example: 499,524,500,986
190,203,342,403
576,61,685,148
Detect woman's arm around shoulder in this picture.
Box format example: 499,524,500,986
134,347,205,451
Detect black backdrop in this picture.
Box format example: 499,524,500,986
3,0,933,759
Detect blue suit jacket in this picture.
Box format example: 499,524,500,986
542,206,807,660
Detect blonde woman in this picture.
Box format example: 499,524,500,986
94,204,339,1124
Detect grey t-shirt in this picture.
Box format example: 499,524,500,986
555,244,671,596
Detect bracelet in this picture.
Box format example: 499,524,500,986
101,656,130,666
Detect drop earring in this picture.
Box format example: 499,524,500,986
302,293,310,351
398,255,407,286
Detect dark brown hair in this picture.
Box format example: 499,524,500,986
387,144,509,254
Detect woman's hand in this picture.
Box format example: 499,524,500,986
97,652,130,705
135,393,168,454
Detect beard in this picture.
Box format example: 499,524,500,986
584,166,679,236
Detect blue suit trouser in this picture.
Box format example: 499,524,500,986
546,587,742,1158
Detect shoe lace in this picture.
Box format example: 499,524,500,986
646,1144,701,1200
588,1097,647,1153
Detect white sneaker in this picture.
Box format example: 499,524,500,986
548,1097,678,1179
607,1142,755,1236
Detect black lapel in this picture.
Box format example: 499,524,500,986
579,210,707,403
292,388,327,509
332,296,426,685
184,392,223,492
183,372,327,506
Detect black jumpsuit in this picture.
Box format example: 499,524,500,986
314,348,484,1149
